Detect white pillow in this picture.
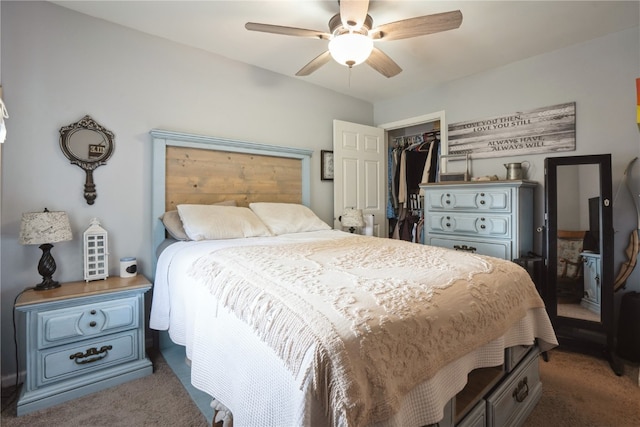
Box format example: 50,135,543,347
177,205,272,240
160,200,237,241
249,203,331,235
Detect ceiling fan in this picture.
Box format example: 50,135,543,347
245,0,462,78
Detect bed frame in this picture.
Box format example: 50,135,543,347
149,129,545,427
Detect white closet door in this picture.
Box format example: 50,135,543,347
333,120,386,237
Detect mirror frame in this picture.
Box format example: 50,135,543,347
544,154,620,373
59,115,114,205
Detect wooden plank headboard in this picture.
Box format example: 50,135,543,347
150,129,313,272
165,147,303,210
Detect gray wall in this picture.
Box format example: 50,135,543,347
2,0,639,383
375,26,640,297
0,1,372,382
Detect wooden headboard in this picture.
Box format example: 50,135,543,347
150,129,313,270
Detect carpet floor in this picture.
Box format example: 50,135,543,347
524,349,640,427
0,349,208,427
1,348,638,426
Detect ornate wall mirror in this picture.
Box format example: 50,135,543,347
544,154,621,374
59,115,114,205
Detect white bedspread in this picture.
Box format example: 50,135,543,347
150,230,557,427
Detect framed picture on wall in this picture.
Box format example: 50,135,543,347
321,150,334,181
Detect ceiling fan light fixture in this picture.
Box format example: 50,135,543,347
328,33,373,68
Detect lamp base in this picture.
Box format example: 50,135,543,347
34,243,61,291
34,278,61,291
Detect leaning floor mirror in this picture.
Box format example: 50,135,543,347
544,153,621,374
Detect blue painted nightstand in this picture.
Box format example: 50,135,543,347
15,275,153,416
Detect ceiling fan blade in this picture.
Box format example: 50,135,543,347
373,10,463,41
296,51,333,76
245,22,330,40
365,47,402,78
339,0,370,30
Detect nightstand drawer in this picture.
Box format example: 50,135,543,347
38,296,139,348
38,330,138,386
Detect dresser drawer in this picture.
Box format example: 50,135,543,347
427,213,511,238
505,345,533,373
37,330,138,387
486,348,541,427
426,189,511,212
458,400,486,427
429,237,511,259
37,296,139,349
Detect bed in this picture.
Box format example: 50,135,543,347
148,129,558,427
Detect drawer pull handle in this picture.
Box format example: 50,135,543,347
453,245,477,253
512,377,529,403
89,321,97,327
69,345,112,365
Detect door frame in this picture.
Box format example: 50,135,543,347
378,111,447,241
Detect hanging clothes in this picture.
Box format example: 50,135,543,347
404,150,429,194
388,130,440,241
390,132,439,211
386,146,397,219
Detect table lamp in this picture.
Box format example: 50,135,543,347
341,208,365,233
19,208,73,290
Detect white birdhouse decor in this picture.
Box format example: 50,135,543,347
83,217,109,281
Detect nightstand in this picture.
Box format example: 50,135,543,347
15,275,153,416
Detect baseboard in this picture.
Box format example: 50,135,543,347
1,370,25,389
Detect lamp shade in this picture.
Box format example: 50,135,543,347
341,208,365,228
328,33,373,67
19,209,73,245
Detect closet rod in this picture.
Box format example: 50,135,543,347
394,130,440,140
393,130,440,148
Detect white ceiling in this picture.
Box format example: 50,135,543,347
51,1,639,104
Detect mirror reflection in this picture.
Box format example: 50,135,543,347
66,128,111,162
555,164,601,323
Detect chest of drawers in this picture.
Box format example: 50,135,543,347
420,180,537,260
15,275,153,416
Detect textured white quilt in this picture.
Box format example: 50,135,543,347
150,230,557,427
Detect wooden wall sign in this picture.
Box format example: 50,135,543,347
447,102,576,159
